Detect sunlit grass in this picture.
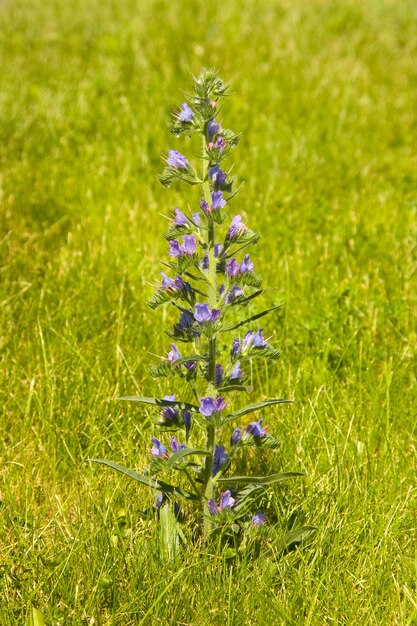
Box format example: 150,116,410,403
1,0,416,623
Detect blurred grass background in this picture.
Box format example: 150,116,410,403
1,0,416,624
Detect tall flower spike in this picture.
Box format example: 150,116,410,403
92,70,302,545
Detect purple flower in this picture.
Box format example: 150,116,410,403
176,310,194,331
212,445,228,476
231,339,241,358
246,418,267,437
226,258,240,277
242,330,255,350
207,118,221,141
211,191,226,210
215,364,223,387
220,490,235,510
199,397,228,418
162,394,179,421
229,360,243,381
207,490,236,515
209,165,227,190
231,427,242,445
192,212,201,225
225,285,244,304
167,149,189,170
252,510,267,526
178,102,194,122
182,235,197,255
169,240,183,258
227,215,247,240
174,208,188,227
194,303,221,323
161,272,185,292
183,359,197,372
240,254,254,273
253,328,266,347
167,343,181,362
200,198,210,215
182,410,191,431
208,499,217,515
214,137,226,152
214,243,224,257
170,436,186,453
151,437,168,458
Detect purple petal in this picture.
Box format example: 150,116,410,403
182,235,196,255
227,215,247,240
220,490,235,510
208,499,218,515
178,102,194,122
209,164,227,190
169,240,183,258
252,510,267,526
231,427,242,445
167,343,181,362
194,303,211,323
231,339,241,358
253,328,266,347
211,191,226,210
174,208,188,227
229,360,242,381
240,254,254,274
167,149,189,170
215,364,223,387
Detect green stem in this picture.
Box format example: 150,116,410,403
200,131,218,536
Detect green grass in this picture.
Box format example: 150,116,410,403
1,0,416,623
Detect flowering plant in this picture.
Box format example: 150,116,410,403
91,70,315,556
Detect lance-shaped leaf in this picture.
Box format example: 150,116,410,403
217,384,253,394
223,398,292,424
165,448,207,470
89,459,199,500
240,434,281,450
234,272,262,289
164,224,189,241
229,289,270,307
274,526,317,553
221,303,283,332
147,289,172,310
215,471,305,485
147,287,196,311
118,396,199,412
241,344,281,362
232,484,265,513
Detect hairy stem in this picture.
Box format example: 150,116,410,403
201,131,218,536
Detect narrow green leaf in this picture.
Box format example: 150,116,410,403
225,398,292,422
241,434,282,450
221,303,283,331
165,448,207,469
230,289,269,306
274,526,317,553
88,459,198,500
26,608,45,626
159,499,181,561
233,484,265,512
118,396,198,412
216,471,305,485
217,384,252,394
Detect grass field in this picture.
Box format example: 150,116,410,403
1,0,416,623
